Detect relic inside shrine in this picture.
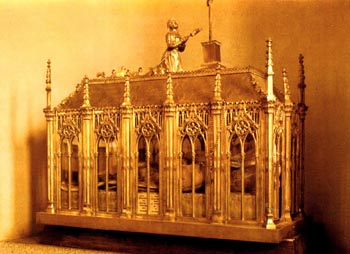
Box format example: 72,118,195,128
37,10,308,243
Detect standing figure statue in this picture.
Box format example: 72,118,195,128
158,19,201,73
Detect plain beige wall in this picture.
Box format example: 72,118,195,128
1,0,349,252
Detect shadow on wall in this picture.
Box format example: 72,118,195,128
301,216,332,254
28,129,47,234
12,126,47,237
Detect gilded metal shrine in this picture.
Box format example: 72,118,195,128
37,16,308,243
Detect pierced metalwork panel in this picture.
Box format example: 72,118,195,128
177,103,209,127
94,110,120,139
225,101,260,127
134,105,163,128
57,111,82,139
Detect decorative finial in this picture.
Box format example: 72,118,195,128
46,59,51,88
165,72,174,104
214,65,222,101
266,38,275,101
45,59,52,109
122,72,131,106
82,75,91,108
283,68,291,104
298,54,308,112
266,38,274,75
298,54,306,90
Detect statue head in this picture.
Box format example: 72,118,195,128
167,19,178,30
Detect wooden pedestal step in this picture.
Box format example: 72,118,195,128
39,225,306,254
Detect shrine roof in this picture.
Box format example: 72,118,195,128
57,66,282,110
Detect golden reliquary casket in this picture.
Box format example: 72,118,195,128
37,38,308,244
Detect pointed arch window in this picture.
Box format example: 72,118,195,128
97,137,118,212
228,110,257,221
60,137,80,210
136,115,160,216
95,115,119,213
180,113,207,219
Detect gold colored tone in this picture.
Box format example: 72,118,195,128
158,19,201,73
266,39,275,102
38,34,307,243
265,39,276,230
164,73,174,105
45,59,52,110
44,59,55,214
82,76,91,108
283,68,292,222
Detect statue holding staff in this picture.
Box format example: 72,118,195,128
158,19,201,73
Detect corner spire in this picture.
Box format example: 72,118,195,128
297,54,308,216
266,39,275,101
122,71,131,106
165,72,174,105
283,68,292,104
213,64,222,101
45,59,52,109
82,75,91,108
298,54,307,106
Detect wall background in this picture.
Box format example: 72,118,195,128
0,0,349,252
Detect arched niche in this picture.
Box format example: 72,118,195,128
60,137,79,210
229,133,256,221
181,134,206,218
97,137,118,212
137,134,160,215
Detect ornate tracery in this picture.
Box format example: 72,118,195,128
227,107,258,221
58,114,81,210
179,111,208,218
95,113,119,212
136,114,161,215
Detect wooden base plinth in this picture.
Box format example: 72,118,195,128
39,225,306,254
37,212,303,244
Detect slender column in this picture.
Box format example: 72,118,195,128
164,73,176,220
211,67,223,223
265,39,276,229
283,68,292,221
44,59,55,213
297,55,308,216
44,109,55,213
81,76,93,215
121,73,132,217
